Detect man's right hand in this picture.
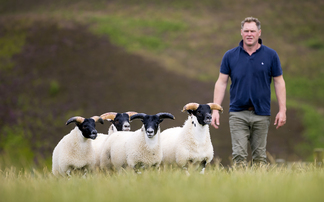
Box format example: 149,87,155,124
211,110,220,129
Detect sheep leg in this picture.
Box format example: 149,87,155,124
199,160,207,174
150,163,161,173
66,169,72,177
182,162,190,176
60,165,72,177
83,167,88,178
182,166,190,176
133,162,144,174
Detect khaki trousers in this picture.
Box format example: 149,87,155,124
229,111,270,165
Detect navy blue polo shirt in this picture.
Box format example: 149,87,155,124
220,39,283,116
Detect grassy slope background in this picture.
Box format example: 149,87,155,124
0,0,324,168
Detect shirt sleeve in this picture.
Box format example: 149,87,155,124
220,51,230,75
271,51,283,77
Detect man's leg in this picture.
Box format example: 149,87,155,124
250,114,270,165
229,111,250,166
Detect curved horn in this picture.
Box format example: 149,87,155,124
157,112,175,120
91,116,104,124
207,103,224,113
100,112,117,121
182,103,199,112
66,116,85,125
130,113,146,121
126,111,138,120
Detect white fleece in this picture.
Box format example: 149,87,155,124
92,124,117,168
52,126,95,177
100,125,162,171
160,115,214,172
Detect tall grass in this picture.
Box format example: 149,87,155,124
1,0,324,167
1,165,323,202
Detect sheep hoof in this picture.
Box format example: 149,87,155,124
66,170,72,177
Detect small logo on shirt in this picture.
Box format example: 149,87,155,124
261,62,264,65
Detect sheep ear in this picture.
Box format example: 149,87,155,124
186,110,194,115
66,116,85,125
207,103,224,113
108,124,117,135
91,116,104,124
182,103,199,112
130,113,146,121
100,112,117,121
157,113,175,121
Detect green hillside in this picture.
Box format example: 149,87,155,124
0,0,323,168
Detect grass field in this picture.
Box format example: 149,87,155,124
1,164,323,202
1,2,324,198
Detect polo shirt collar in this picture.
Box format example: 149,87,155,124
239,38,263,48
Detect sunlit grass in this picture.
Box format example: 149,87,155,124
0,164,323,202
89,15,187,52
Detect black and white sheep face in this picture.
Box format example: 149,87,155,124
66,116,104,140
111,113,131,131
131,113,175,139
188,104,212,126
76,119,99,140
142,115,162,138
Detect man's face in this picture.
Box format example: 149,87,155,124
241,22,261,47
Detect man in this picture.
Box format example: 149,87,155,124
211,17,286,166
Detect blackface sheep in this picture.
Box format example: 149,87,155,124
100,111,138,133
52,116,103,177
92,111,138,168
160,103,223,175
100,112,175,173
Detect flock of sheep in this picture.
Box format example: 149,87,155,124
52,102,223,176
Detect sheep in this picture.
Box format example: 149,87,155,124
100,111,138,133
160,103,223,175
92,111,137,168
99,112,175,173
52,115,104,177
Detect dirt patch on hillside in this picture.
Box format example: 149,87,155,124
0,20,306,166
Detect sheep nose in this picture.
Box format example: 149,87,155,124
146,128,154,137
205,114,212,124
147,129,154,134
90,130,98,139
123,123,131,131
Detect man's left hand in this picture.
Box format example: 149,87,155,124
274,111,286,129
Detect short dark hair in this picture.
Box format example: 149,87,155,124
241,17,261,30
